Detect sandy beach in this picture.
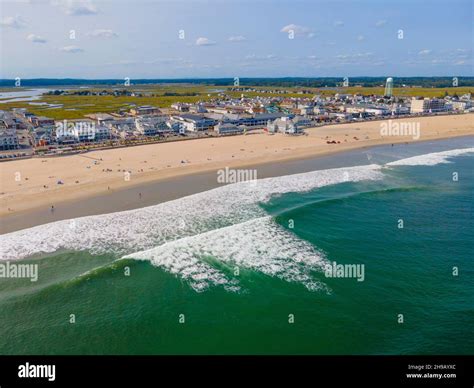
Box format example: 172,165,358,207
1,114,473,226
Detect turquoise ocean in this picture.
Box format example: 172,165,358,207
0,138,473,355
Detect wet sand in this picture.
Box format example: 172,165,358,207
1,135,473,234
1,114,473,233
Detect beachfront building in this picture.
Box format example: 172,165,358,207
73,125,97,142
390,104,410,115
214,123,245,135
345,104,390,116
166,120,186,134
171,114,216,132
105,118,135,139
206,112,246,127
0,128,19,150
267,116,305,134
55,129,76,144
55,122,110,143
134,117,169,136
364,105,391,116
92,125,111,141
33,126,54,146
238,112,287,129
292,115,313,128
410,98,447,114
329,112,353,121
450,100,472,111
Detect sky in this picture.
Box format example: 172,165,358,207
0,0,473,79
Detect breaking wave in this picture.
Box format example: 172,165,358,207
1,148,472,292
386,147,474,166
123,216,329,292
0,164,382,262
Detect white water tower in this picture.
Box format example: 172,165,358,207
384,77,393,97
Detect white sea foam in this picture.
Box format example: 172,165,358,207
123,217,330,293
386,147,474,166
1,147,473,292
0,164,382,264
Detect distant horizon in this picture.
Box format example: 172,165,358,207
2,76,474,90
2,76,474,81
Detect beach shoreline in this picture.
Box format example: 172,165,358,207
1,114,473,233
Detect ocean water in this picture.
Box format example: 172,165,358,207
0,141,473,355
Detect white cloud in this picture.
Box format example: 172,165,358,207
144,58,188,65
280,24,314,38
336,52,372,59
60,45,84,53
245,54,277,61
0,16,26,29
228,35,246,42
418,49,432,55
196,37,216,46
357,35,365,41
52,0,98,15
335,52,374,65
117,60,138,65
454,48,471,59
375,20,387,27
27,34,47,43
334,20,344,27
87,29,118,38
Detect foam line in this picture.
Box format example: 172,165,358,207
3,147,472,293
123,217,330,292
0,164,382,262
386,148,474,166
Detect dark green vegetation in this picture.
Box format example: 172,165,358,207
2,77,474,88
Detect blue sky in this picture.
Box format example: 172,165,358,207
1,0,472,78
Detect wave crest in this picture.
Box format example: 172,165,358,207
123,217,330,292
386,147,474,166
